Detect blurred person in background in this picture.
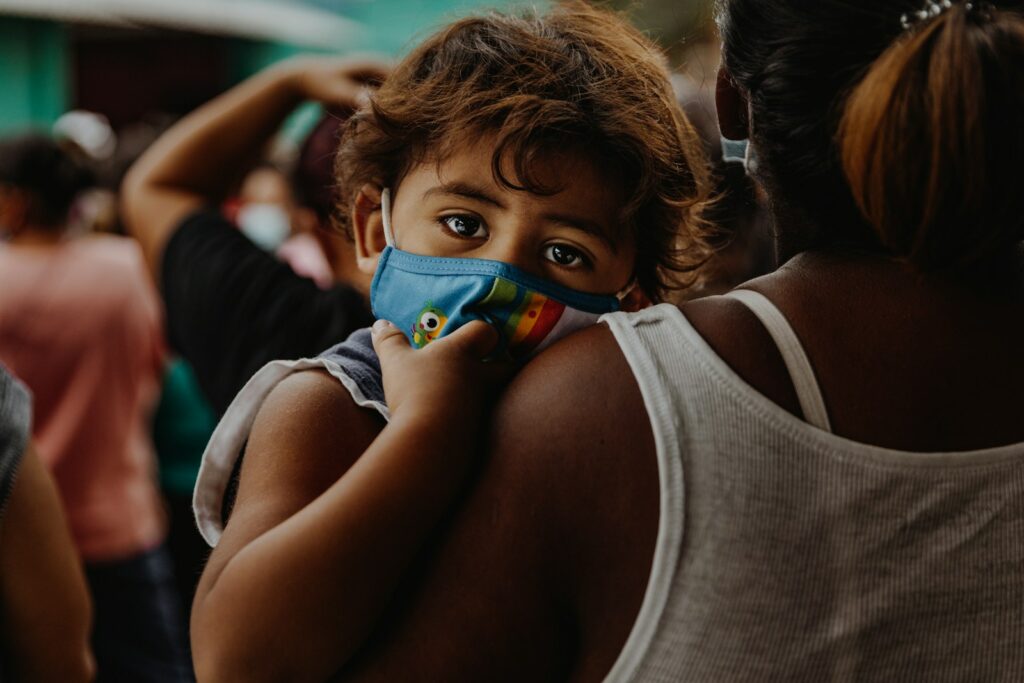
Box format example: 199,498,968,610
231,162,335,289
123,58,390,416
53,109,222,636
131,104,371,618
0,133,192,682
0,364,94,682
151,357,218,635
43,111,177,239
53,110,121,236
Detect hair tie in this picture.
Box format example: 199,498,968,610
900,0,993,30
900,0,953,30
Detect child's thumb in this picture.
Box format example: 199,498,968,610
370,319,411,358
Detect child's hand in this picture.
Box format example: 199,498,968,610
370,319,514,424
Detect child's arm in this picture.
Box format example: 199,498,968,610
191,320,508,683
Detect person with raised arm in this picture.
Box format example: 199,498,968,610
122,58,389,414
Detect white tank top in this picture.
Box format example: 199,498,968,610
601,296,1024,682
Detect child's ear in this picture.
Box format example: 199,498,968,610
351,183,387,275
620,285,652,312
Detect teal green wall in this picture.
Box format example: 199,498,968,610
0,18,69,134
228,39,311,83
227,38,329,145
228,0,548,79
347,0,545,55
0,1,542,136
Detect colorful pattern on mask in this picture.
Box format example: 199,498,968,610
476,278,566,359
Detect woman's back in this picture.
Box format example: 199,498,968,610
603,279,1024,680
0,235,165,560
601,1,1024,675
695,252,1024,452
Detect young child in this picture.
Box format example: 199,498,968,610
192,5,709,546
190,4,710,679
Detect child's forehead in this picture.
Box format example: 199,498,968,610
404,132,626,207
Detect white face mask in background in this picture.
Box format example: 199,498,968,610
237,203,291,251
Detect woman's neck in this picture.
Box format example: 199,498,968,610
780,245,1024,304
768,192,883,267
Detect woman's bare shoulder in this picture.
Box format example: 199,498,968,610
493,322,650,466
500,323,662,669
342,325,660,680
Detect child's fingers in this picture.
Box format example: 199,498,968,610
440,320,500,359
372,318,502,366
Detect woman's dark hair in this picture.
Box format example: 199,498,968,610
336,2,711,300
841,3,1024,270
0,132,93,228
717,0,1024,270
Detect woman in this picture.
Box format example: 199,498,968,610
0,134,191,682
194,1,1024,680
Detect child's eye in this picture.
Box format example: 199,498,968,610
440,215,488,239
543,244,590,269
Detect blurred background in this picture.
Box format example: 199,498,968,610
0,0,717,139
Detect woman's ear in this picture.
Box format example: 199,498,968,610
351,183,387,275
716,67,750,141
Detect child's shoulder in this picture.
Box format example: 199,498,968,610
319,326,379,368
194,327,388,546
316,326,385,413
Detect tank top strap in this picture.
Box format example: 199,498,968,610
722,289,832,433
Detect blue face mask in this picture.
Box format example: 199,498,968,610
370,189,632,361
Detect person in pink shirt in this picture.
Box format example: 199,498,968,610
0,133,191,682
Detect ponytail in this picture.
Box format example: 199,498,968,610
839,3,1024,271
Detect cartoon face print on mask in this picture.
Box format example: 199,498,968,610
412,303,448,348
355,136,639,361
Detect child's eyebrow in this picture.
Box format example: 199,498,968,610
544,213,619,253
423,182,506,209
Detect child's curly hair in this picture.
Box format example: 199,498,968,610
335,2,711,300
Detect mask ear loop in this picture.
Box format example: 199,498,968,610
380,187,397,248
614,277,638,302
